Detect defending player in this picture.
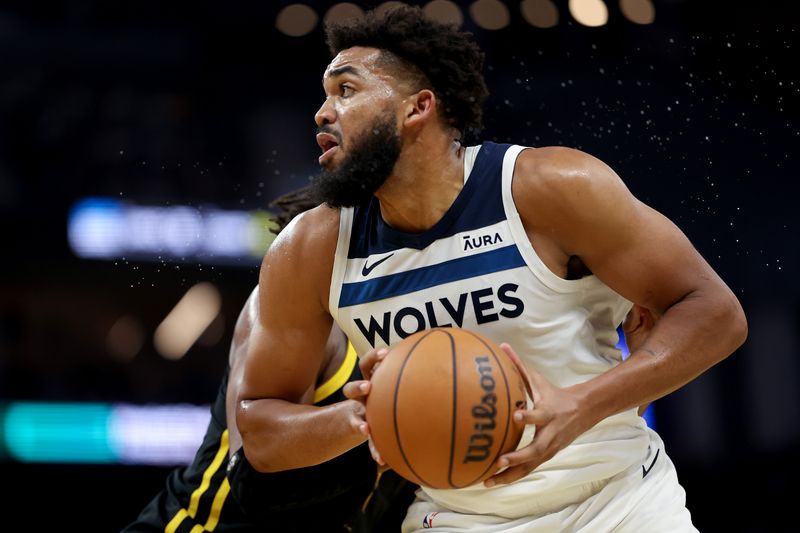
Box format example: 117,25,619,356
123,188,417,532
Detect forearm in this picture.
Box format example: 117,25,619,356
573,288,747,425
237,398,367,472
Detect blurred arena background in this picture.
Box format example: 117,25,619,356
0,1,797,530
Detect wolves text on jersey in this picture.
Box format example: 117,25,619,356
353,283,524,347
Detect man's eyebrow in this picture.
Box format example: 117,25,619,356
325,65,363,80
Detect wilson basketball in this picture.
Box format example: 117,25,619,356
366,327,528,489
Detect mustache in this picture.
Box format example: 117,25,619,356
316,125,342,145
310,112,400,208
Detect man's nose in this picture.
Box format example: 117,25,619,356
315,98,336,127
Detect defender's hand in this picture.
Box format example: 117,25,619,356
359,346,389,380
342,347,389,465
341,347,389,404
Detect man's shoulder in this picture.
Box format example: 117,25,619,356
269,204,341,256
515,146,606,181
511,145,623,225
257,203,341,290
256,204,340,311
514,145,619,194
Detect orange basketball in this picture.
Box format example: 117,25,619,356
365,327,528,489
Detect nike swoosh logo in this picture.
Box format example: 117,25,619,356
361,253,394,276
642,448,660,478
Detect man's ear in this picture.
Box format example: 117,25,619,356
403,89,437,128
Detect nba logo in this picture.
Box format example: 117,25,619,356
422,512,439,528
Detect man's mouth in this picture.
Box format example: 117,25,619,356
316,132,340,165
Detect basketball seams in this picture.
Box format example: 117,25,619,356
445,329,458,489
487,346,514,480
375,327,522,490
460,330,515,487
393,328,440,488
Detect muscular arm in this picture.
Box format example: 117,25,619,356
515,147,747,421
234,206,367,472
224,286,259,456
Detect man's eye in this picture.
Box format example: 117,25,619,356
340,84,353,97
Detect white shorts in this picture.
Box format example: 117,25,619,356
402,429,697,533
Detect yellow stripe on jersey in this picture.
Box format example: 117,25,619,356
165,509,190,533
360,468,385,513
165,429,230,533
194,477,231,532
313,341,358,404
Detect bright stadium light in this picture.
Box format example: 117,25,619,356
1,401,211,465
569,0,609,27
67,198,278,266
154,282,222,360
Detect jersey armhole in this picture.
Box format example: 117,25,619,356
328,207,353,322
501,145,593,294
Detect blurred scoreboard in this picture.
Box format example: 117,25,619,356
68,198,278,266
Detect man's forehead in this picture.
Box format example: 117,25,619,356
324,47,384,79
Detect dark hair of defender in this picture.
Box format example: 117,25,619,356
269,186,318,234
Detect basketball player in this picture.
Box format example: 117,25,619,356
235,6,747,532
122,188,417,532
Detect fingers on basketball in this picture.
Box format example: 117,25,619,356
359,347,388,379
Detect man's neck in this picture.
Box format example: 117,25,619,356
375,137,465,233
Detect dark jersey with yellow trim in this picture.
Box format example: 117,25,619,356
122,343,380,532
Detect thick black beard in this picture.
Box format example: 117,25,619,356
310,114,402,208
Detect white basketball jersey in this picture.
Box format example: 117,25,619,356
329,143,651,518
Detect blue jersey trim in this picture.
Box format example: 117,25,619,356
339,244,526,308
347,142,512,258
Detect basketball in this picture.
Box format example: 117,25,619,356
365,327,528,489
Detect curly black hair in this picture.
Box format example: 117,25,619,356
325,5,489,142
268,185,318,234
